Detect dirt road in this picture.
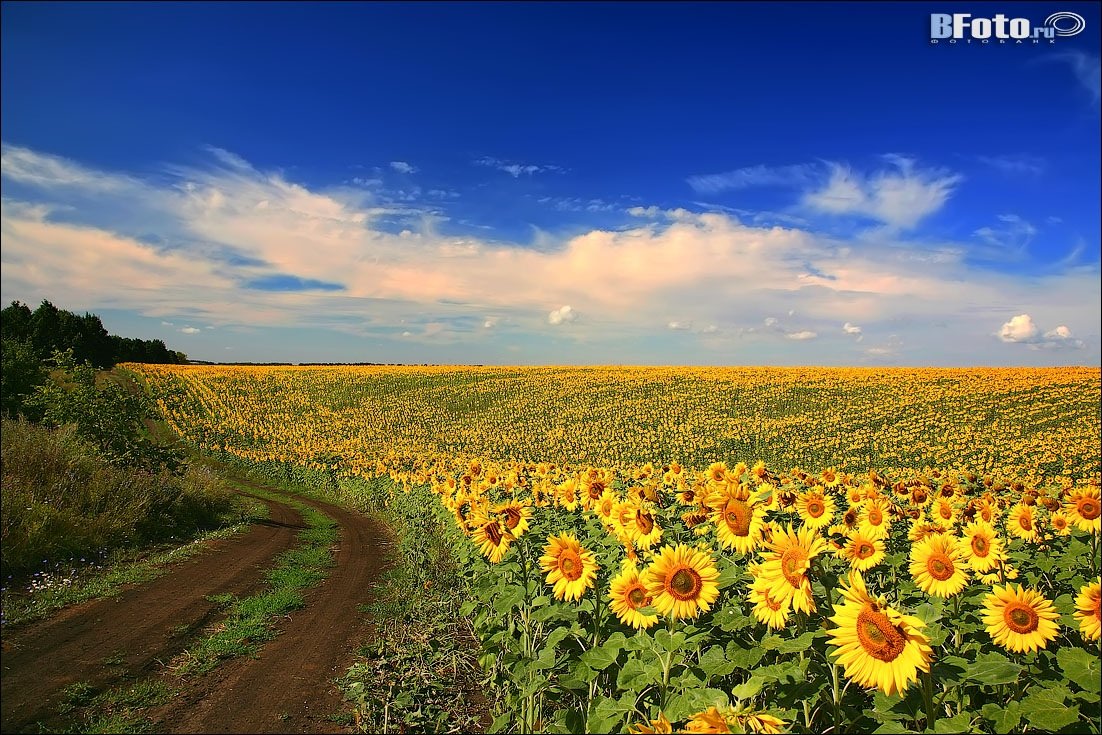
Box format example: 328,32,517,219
0,486,390,734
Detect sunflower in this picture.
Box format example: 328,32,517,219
628,712,673,735
470,517,513,563
840,531,886,572
758,524,826,614
708,491,766,554
981,584,1060,653
1006,502,1042,543
555,478,580,512
628,505,664,550
644,543,720,620
685,705,787,734
493,500,532,539
539,533,599,602
1048,510,1072,537
608,559,659,630
1065,487,1101,534
795,488,836,530
1075,580,1101,641
960,520,1003,573
931,498,958,527
748,574,791,630
909,534,969,598
593,489,620,525
827,571,933,696
858,497,892,540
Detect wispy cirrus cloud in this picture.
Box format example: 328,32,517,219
686,163,816,194
802,156,961,230
475,156,565,177
975,154,1046,176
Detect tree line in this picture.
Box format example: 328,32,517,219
1,299,186,419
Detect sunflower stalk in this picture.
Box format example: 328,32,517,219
921,669,937,730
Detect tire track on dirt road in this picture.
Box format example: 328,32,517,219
151,487,392,734
0,496,305,734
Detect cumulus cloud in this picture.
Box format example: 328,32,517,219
803,157,961,229
389,161,416,174
180,326,201,334
667,320,691,330
786,330,818,340
548,305,577,325
627,205,661,218
843,322,862,335
997,314,1083,349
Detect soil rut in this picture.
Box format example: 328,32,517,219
150,488,391,734
0,496,304,733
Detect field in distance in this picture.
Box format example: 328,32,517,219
130,365,1100,483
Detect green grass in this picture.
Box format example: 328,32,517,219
1,416,248,582
1,496,267,628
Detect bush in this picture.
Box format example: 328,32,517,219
0,418,237,581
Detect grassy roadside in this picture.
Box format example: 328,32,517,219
61,482,338,733
190,453,491,733
1,494,267,628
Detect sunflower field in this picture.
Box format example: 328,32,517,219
128,364,1102,734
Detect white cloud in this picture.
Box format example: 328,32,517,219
803,158,961,229
687,163,815,194
786,330,818,340
389,161,416,174
548,305,577,325
180,326,201,334
667,320,691,330
475,156,564,177
843,322,862,335
483,317,498,329
1,144,1097,365
998,314,1039,343
627,206,661,218
973,214,1036,257
976,154,1045,176
998,314,1084,350
1053,52,1101,106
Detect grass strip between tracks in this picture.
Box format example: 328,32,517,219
63,484,338,733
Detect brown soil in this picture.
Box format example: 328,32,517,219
0,486,392,735
147,489,391,734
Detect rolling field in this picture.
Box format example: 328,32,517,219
129,364,1102,734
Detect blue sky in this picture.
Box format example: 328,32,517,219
2,2,1099,365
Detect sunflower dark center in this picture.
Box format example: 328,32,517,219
627,585,649,608
1079,499,1100,520
807,500,825,517
927,553,954,581
558,550,582,581
856,542,875,559
971,536,990,556
636,511,655,535
723,500,752,536
503,507,521,529
1004,602,1039,634
856,608,906,662
667,567,702,600
781,548,808,584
